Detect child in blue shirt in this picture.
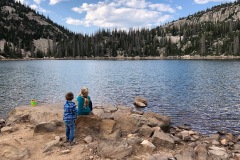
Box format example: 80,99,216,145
63,92,77,145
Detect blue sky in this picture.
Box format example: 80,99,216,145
15,0,236,34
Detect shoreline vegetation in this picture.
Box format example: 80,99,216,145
0,103,239,160
1,55,240,61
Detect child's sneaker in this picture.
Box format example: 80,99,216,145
69,141,76,146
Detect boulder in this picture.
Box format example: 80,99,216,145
98,141,133,159
210,134,220,140
141,140,156,154
143,111,171,131
138,125,154,137
134,101,146,108
6,104,63,125
127,136,143,146
1,126,15,133
175,147,195,160
208,146,229,160
102,128,121,140
181,130,192,141
133,97,147,108
103,105,118,113
234,143,240,150
0,138,29,160
220,139,228,146
194,144,208,160
100,119,116,134
0,118,5,125
60,149,71,155
75,115,102,137
42,136,61,153
152,131,174,149
92,108,104,117
34,120,64,133
83,136,93,144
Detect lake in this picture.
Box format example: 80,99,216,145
0,60,239,135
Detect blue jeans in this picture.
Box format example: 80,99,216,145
64,120,75,142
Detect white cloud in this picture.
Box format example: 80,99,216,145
69,0,175,29
149,4,175,13
176,6,182,10
30,4,48,13
33,0,43,4
66,17,86,26
194,0,235,4
49,0,67,5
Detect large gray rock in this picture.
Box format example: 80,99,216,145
133,97,148,108
152,131,174,149
139,125,154,137
6,104,63,125
98,141,132,159
34,120,64,133
208,146,229,160
0,138,29,160
143,111,171,131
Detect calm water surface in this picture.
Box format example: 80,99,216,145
0,60,239,134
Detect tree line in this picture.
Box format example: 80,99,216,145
2,0,240,58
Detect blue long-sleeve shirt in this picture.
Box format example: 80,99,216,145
63,101,77,122
77,96,91,115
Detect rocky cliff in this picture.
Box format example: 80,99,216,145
0,103,239,160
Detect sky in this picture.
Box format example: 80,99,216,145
15,0,236,34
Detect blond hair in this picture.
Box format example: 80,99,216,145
79,87,89,107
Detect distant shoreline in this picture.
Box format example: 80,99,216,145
1,55,240,61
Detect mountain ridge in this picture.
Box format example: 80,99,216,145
1,0,240,58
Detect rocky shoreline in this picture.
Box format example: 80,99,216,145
1,55,240,61
0,103,239,160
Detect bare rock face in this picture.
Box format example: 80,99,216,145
133,97,148,108
0,138,29,160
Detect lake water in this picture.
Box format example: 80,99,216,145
0,60,239,135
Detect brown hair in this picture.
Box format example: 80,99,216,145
79,87,89,108
65,92,74,101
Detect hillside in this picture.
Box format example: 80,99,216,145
0,0,74,58
1,0,240,58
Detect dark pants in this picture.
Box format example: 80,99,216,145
64,120,75,142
